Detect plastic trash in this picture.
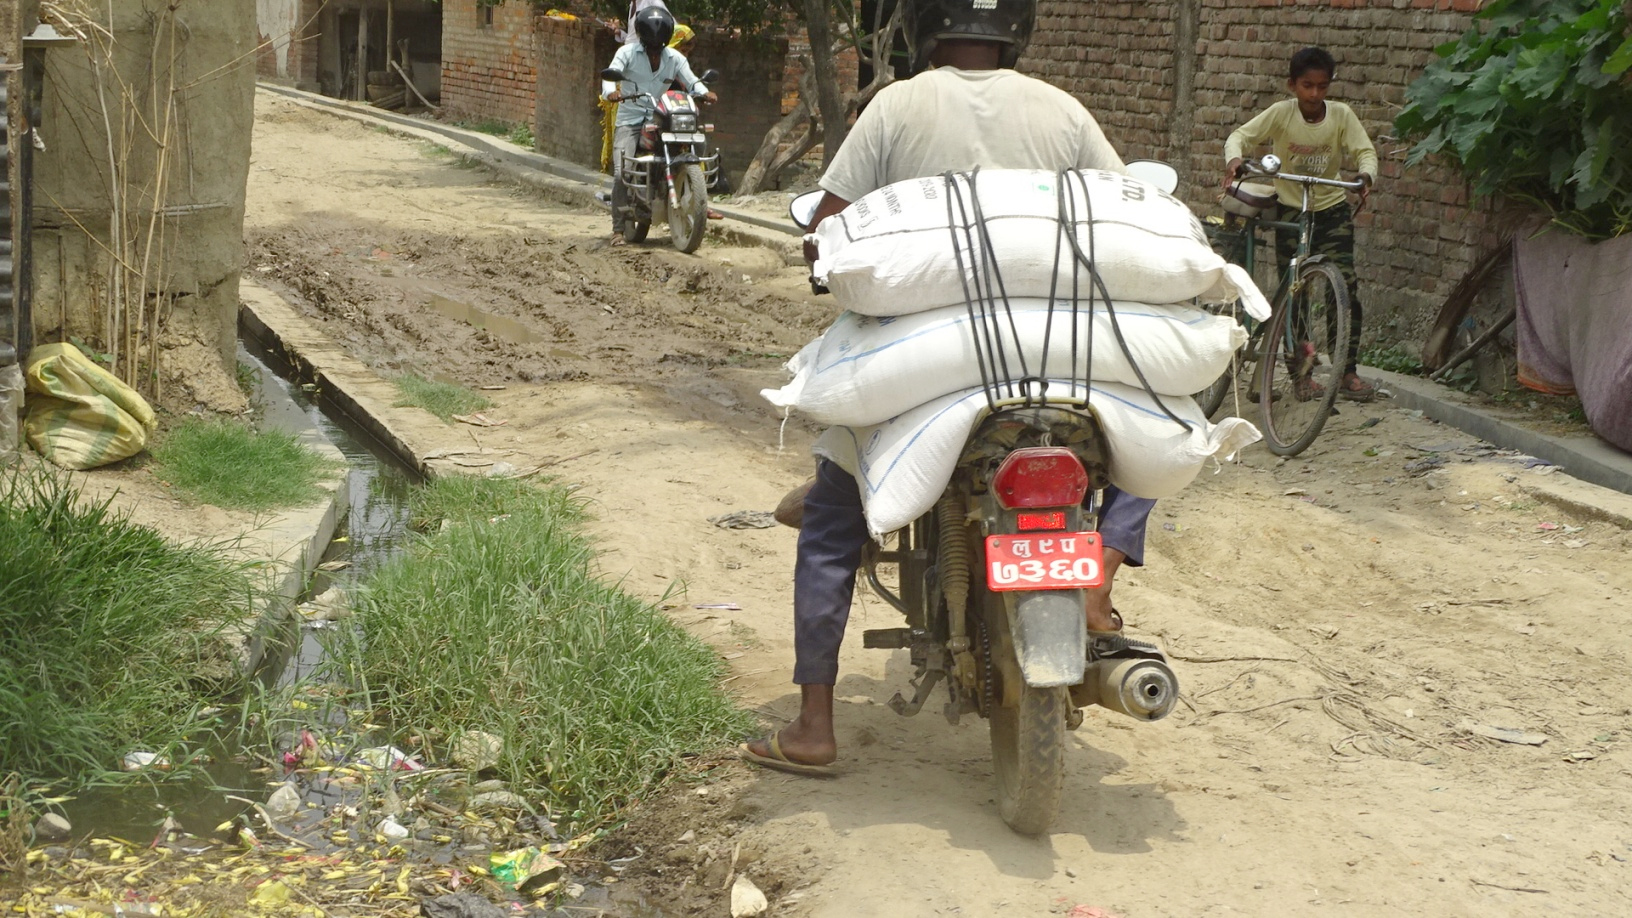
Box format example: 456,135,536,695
121,751,170,771
355,745,425,771
489,846,564,896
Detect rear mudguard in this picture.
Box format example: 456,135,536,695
1002,589,1087,687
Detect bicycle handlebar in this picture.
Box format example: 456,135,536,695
1239,159,1365,192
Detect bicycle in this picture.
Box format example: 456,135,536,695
1195,155,1366,456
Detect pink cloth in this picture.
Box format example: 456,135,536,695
1513,231,1632,453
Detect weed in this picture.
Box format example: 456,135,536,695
393,374,491,423
338,476,752,836
1359,345,1424,376
458,119,510,137
506,123,535,149
235,361,257,398
151,417,339,512
0,468,255,785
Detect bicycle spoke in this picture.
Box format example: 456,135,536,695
1259,262,1350,456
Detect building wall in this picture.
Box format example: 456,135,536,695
534,14,611,166
33,0,257,412
255,0,321,89
442,0,538,124
1025,0,1498,348
685,33,790,188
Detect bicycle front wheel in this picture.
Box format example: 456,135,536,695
1258,261,1351,456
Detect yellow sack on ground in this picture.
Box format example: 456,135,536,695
24,342,156,470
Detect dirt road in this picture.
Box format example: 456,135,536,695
246,93,1632,917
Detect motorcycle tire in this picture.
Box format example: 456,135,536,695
624,220,650,244
989,684,1068,836
670,162,708,254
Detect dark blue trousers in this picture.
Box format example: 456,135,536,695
791,459,1156,685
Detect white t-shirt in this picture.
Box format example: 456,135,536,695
819,67,1126,203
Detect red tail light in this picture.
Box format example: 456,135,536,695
992,447,1088,509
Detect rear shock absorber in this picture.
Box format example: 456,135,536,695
937,493,977,689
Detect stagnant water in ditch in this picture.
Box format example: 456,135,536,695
50,339,673,916
55,342,418,841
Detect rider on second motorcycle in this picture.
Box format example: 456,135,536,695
601,6,716,246
741,0,1160,776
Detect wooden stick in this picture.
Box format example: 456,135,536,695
1430,305,1517,381
391,59,439,112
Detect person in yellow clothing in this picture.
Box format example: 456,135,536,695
1224,46,1379,401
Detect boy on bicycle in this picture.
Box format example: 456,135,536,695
1224,46,1379,401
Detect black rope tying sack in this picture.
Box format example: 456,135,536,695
940,167,1194,433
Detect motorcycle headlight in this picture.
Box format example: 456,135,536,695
670,112,697,132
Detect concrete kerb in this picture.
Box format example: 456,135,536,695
254,83,804,261
1360,366,1632,522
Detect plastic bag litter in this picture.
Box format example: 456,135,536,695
489,846,565,896
24,342,156,470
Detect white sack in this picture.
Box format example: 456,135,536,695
762,300,1248,427
815,383,1261,539
812,168,1270,321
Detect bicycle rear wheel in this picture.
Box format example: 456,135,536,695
1258,261,1350,456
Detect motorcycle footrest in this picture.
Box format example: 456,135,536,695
863,628,913,649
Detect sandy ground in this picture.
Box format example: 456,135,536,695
241,93,1632,917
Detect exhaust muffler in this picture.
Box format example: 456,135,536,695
1081,657,1178,721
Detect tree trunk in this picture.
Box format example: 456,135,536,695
737,62,820,196
801,0,847,167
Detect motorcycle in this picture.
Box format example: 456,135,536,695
601,66,721,254
790,169,1182,835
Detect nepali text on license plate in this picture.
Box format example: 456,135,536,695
985,532,1104,591
661,132,706,143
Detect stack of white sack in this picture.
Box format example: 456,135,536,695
766,167,1265,538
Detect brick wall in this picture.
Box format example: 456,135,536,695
685,33,791,188
1025,0,1500,348
442,0,538,125
256,0,322,89
534,14,614,166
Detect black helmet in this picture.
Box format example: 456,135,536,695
634,6,675,53
909,0,1035,72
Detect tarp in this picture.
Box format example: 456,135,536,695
1512,231,1632,452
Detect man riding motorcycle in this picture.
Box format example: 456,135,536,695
741,0,1159,775
601,6,716,246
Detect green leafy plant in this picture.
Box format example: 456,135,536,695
1395,0,1632,239
1358,345,1425,376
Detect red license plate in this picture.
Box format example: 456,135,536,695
985,532,1104,591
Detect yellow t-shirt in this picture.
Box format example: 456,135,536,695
1225,99,1378,211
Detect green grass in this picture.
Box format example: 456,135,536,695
152,417,338,512
393,373,491,422
339,476,751,834
0,469,255,785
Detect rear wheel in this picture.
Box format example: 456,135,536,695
624,220,650,243
990,684,1067,836
670,163,708,254
1258,261,1350,456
